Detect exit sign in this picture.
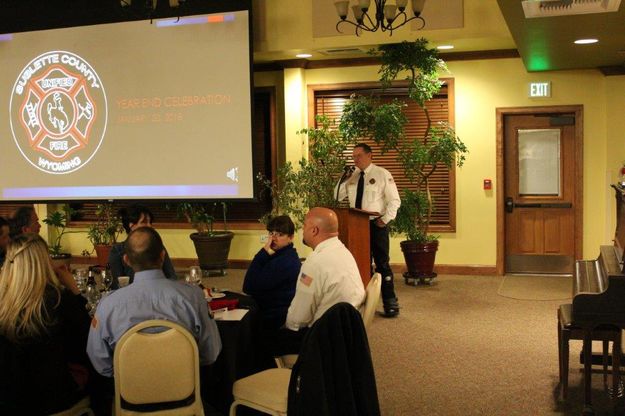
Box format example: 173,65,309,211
529,82,551,98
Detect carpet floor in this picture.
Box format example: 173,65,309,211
498,274,572,301
203,270,625,416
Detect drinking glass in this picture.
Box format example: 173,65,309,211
85,284,100,315
101,269,113,293
73,268,87,293
187,266,202,286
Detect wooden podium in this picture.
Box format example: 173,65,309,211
333,207,376,287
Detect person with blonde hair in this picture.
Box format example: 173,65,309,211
0,233,91,415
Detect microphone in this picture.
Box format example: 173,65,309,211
336,166,355,202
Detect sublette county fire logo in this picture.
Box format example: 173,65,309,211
9,51,107,174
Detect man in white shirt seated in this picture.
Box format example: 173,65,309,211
272,207,365,355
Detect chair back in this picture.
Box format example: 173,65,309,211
361,273,381,329
288,303,380,416
113,319,204,415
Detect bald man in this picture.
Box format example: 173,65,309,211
285,207,365,331
87,227,221,377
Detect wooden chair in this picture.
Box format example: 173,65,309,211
557,303,622,399
113,319,204,415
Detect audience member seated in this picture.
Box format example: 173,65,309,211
8,205,41,238
87,226,221,378
0,234,91,415
0,217,9,268
108,204,177,288
243,215,301,330
271,207,365,356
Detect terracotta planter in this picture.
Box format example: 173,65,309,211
94,244,113,267
190,231,234,275
400,240,439,279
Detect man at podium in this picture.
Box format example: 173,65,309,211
336,143,401,317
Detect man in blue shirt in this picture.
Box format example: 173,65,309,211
87,226,221,377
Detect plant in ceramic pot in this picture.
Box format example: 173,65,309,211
339,39,468,282
176,201,233,276
43,204,79,267
84,203,123,266
257,115,353,229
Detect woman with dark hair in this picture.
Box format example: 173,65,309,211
108,204,177,287
0,234,91,414
243,215,301,330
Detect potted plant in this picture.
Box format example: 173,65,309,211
257,115,353,228
43,204,79,268
176,202,233,276
85,203,123,266
339,39,468,281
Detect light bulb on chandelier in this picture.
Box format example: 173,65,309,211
334,0,426,36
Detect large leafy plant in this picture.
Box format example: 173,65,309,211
174,201,229,236
339,39,468,243
43,205,80,256
258,115,353,228
86,203,123,246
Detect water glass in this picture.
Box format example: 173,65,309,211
73,268,87,293
101,269,113,293
187,266,202,286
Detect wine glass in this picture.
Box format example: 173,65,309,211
101,269,113,293
85,283,100,315
187,266,202,286
73,268,87,293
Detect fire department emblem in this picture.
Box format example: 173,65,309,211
9,51,107,174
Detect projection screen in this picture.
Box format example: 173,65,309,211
0,9,254,201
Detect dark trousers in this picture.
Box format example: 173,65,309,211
370,220,397,302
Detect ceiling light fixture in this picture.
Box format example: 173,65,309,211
296,53,313,58
436,45,454,50
574,38,598,44
334,0,426,36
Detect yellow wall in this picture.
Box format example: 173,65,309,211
49,58,625,271
288,58,618,266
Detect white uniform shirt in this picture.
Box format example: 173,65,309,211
336,163,401,224
285,237,365,331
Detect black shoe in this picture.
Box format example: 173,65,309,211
382,298,400,318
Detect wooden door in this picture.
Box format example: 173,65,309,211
504,113,577,274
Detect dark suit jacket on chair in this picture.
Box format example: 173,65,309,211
287,302,381,416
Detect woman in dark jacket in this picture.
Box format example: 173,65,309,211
108,204,177,287
243,216,301,330
0,234,91,415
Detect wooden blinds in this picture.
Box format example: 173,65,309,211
314,84,455,231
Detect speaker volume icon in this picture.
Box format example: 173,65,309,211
226,167,239,182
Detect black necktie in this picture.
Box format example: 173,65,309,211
355,171,364,209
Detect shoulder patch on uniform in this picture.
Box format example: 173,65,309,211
300,273,313,287
91,316,99,329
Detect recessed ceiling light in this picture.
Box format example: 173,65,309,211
296,53,312,58
574,38,598,45
437,45,454,50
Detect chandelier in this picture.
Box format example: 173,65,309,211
334,0,426,36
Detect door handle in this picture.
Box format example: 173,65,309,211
505,197,514,213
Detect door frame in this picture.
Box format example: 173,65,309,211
496,105,584,275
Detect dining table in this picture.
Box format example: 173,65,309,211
201,291,272,414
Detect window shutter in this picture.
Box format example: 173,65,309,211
314,83,455,232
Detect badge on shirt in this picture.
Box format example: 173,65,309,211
300,273,313,287
369,178,376,184
91,316,99,329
